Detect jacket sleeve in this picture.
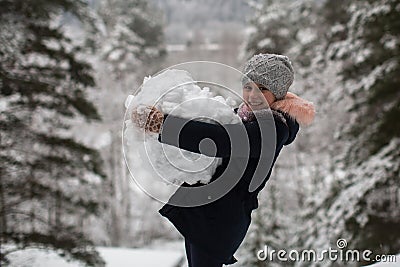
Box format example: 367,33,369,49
158,114,231,157
158,113,289,158
281,112,299,146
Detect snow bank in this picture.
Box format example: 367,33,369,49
5,246,183,267
97,246,183,267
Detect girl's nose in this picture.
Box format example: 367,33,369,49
249,88,261,99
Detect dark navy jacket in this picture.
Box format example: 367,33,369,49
158,109,299,264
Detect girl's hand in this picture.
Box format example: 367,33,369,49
131,106,164,133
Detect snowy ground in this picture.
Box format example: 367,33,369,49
97,246,184,267
6,240,396,267
5,241,185,267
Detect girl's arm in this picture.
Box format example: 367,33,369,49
158,114,231,157
158,112,290,158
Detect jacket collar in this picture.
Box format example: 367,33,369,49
270,92,315,127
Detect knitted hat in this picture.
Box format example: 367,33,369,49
242,53,294,100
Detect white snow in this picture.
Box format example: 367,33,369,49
296,28,317,45
0,95,19,112
198,43,220,51
5,245,183,267
257,38,272,48
166,44,187,52
97,246,183,267
123,69,240,190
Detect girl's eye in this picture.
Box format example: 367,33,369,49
244,85,252,90
258,86,268,91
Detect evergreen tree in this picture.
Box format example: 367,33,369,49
99,0,166,79
243,0,319,66
0,0,107,265
243,0,400,266
244,0,294,56
297,0,400,265
91,0,167,247
240,167,294,267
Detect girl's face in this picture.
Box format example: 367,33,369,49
242,82,276,110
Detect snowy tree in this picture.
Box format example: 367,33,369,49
244,0,294,56
86,0,168,247
241,0,399,266
98,0,166,79
240,168,294,267
243,0,319,64
0,0,108,265
150,0,250,44
295,0,400,266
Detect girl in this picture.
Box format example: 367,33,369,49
132,53,315,267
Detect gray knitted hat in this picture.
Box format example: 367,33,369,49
242,53,294,100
